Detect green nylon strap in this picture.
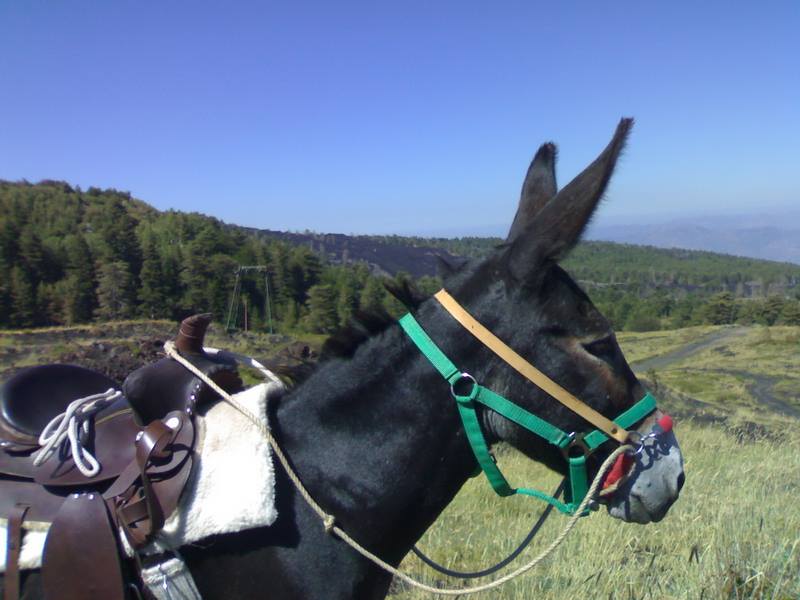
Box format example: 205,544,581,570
514,486,575,514
582,393,657,450
398,314,460,382
401,313,579,511
399,312,658,516
471,387,572,449
453,392,515,497
566,456,589,507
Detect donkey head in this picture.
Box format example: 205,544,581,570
442,119,683,524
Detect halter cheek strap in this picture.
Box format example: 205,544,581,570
399,289,658,515
433,289,629,443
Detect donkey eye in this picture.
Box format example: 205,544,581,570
582,335,615,359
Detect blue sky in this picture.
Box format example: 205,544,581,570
1,1,797,235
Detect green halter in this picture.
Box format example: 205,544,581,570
399,311,656,515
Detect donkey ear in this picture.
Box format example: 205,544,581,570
508,118,633,276
506,142,557,242
436,254,468,279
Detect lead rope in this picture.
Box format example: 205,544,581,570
163,341,632,595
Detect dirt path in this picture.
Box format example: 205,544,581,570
631,326,750,373
631,326,800,420
717,369,800,419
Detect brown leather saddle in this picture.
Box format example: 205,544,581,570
0,314,244,600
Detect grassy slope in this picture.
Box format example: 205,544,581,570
395,422,800,600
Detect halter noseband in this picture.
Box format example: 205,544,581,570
399,289,659,515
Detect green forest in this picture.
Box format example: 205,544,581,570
2,180,799,334
0,181,438,333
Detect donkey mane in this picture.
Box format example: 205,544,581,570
321,277,426,360
274,278,429,386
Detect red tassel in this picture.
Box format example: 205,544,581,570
658,413,673,434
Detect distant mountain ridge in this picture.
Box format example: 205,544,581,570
235,226,460,278
585,212,800,265
419,211,800,265
235,225,800,299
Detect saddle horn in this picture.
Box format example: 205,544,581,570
175,313,213,354
123,313,243,424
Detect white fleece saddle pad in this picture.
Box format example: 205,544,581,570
1,381,283,571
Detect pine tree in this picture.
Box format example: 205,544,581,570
36,282,61,326
63,235,96,323
779,300,800,326
269,243,293,320
207,254,238,318
335,272,359,327
181,247,211,314
17,227,45,282
160,248,183,319
306,284,338,333
359,277,386,312
10,266,37,327
138,233,166,318
0,280,9,327
96,261,135,320
735,299,763,325
763,295,785,326
288,247,322,305
97,198,142,275
703,292,735,325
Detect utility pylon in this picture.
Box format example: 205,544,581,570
225,265,274,333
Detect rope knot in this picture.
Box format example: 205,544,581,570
323,515,335,534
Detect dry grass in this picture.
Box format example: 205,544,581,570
392,421,800,599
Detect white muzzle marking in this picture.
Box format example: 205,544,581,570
607,415,684,524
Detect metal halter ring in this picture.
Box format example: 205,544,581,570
450,372,479,401
562,432,593,458
625,430,658,456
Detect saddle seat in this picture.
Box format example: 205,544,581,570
0,364,122,446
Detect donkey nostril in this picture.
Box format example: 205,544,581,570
676,472,685,493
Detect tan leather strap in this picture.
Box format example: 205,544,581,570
434,289,629,443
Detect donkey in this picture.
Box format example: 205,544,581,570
177,119,684,599
10,119,684,599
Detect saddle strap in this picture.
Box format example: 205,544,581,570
110,413,195,549
42,493,126,600
4,504,29,600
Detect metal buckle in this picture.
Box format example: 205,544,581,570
450,372,479,401
562,432,591,458
625,430,658,456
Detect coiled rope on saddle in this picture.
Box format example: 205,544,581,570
164,340,633,596
33,388,123,477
